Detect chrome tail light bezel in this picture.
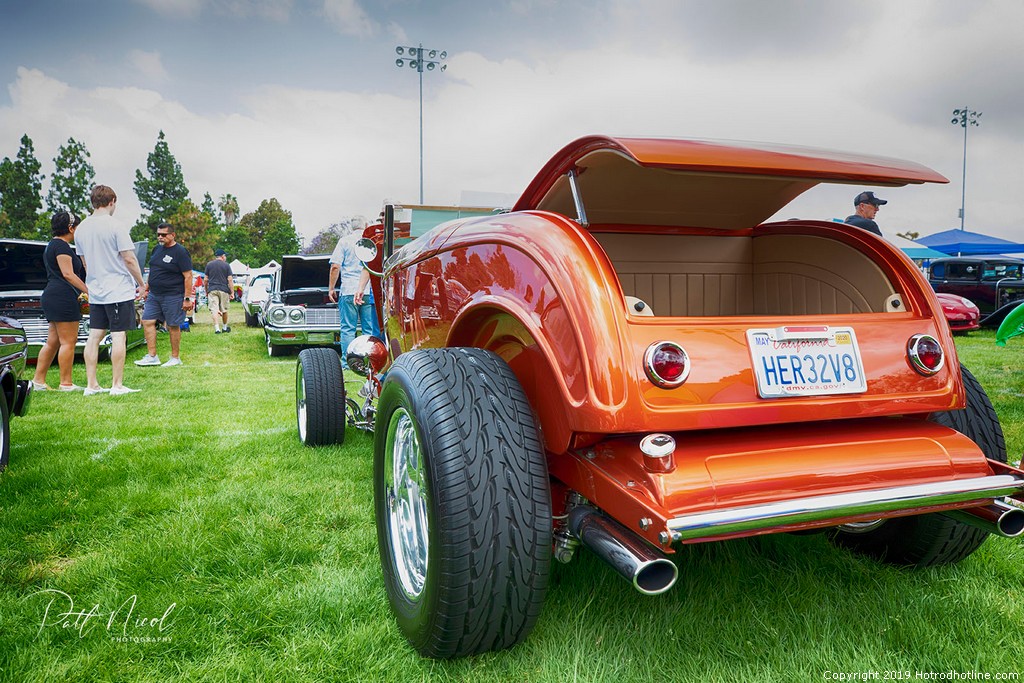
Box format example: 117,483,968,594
907,333,945,375
643,341,690,388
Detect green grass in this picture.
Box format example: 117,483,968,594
1,312,1022,682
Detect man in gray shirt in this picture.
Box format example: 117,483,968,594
73,185,146,395
204,250,234,333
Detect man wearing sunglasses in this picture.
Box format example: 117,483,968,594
135,223,193,368
845,191,887,236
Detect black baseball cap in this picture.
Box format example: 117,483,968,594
854,191,887,207
214,249,227,256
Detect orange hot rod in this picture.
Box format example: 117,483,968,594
295,136,1024,658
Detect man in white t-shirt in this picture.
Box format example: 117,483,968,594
73,185,146,396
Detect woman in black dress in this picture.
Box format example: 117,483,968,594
31,211,89,391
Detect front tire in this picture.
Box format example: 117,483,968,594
296,348,346,446
266,333,287,357
374,348,551,658
245,309,258,327
831,366,1007,566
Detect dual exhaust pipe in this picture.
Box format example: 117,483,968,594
567,498,1024,597
567,507,678,595
944,500,1024,538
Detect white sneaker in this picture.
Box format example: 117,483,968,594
109,386,140,396
83,386,109,396
134,354,161,366
161,357,183,367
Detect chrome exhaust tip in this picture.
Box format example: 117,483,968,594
568,507,678,595
944,500,1024,538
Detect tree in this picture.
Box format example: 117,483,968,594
46,137,95,217
218,193,239,226
224,198,300,266
303,223,344,255
167,200,219,266
201,192,218,226
132,130,189,241
217,223,256,265
0,134,45,239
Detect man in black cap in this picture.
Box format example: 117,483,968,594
205,249,234,333
845,191,887,236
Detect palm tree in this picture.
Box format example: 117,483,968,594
218,194,240,226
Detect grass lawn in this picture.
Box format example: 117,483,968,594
1,308,1022,682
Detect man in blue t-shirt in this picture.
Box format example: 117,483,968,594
135,223,194,367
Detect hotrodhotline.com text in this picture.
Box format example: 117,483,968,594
823,672,1020,681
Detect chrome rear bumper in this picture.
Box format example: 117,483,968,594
666,473,1024,543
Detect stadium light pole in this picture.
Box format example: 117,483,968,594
395,43,448,204
950,107,981,231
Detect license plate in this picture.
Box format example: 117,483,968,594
746,326,866,398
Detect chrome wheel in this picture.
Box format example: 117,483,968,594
384,407,429,600
296,361,307,443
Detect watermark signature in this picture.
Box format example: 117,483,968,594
31,589,176,641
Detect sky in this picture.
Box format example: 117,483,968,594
2,0,1023,248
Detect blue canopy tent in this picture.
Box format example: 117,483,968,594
917,229,1024,256
882,233,947,260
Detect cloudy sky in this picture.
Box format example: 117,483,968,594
2,0,1022,246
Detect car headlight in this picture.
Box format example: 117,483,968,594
269,307,287,324
288,308,305,324
959,297,978,310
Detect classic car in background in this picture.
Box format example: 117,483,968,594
928,256,1024,327
242,271,275,327
0,239,146,360
935,292,980,333
0,314,33,471
299,136,1024,658
262,254,339,357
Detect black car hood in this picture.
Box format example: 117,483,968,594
0,239,48,294
280,254,331,291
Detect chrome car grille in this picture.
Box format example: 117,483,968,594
17,317,89,344
304,308,340,326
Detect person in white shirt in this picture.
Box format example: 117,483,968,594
73,185,146,396
328,218,381,369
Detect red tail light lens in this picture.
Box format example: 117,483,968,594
907,334,944,375
644,341,690,388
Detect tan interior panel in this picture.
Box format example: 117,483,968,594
593,232,895,317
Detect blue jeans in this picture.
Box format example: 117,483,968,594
339,293,381,368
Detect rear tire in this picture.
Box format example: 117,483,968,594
296,348,346,446
374,348,551,657
831,366,1007,566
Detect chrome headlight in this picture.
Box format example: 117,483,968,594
269,307,287,324
288,308,305,324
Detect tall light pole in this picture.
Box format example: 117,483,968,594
395,44,448,204
950,107,981,231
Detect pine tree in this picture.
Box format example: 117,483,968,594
0,134,45,239
132,130,189,241
46,137,95,217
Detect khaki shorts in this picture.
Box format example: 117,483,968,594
209,290,230,315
